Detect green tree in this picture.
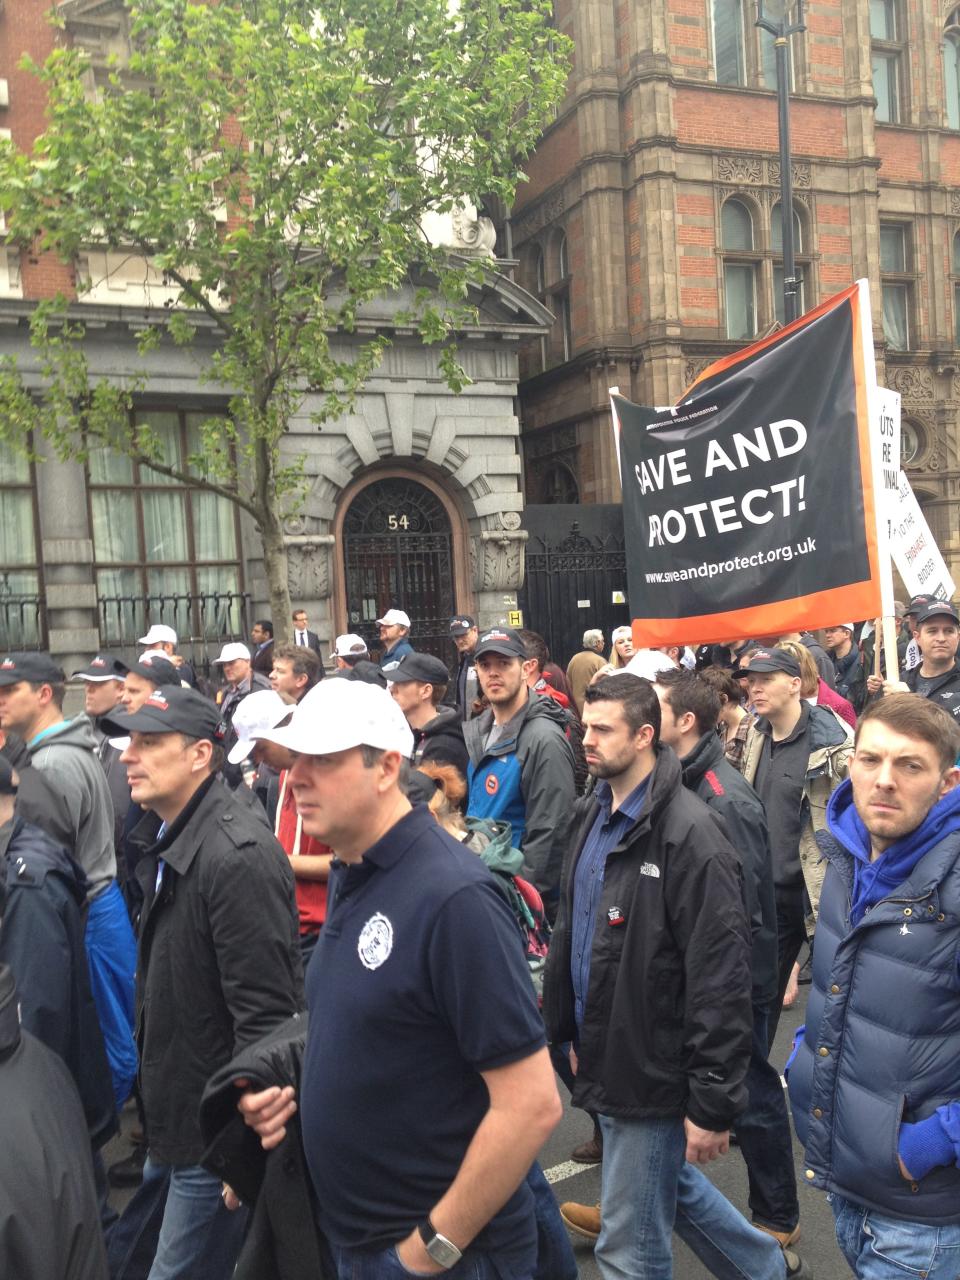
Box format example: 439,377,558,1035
0,0,569,638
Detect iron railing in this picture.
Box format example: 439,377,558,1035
97,591,251,678
0,595,46,652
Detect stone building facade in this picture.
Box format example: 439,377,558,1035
0,0,549,669
510,0,960,585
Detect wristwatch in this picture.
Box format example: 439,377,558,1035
417,1218,463,1270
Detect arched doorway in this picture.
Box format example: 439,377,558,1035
341,476,457,659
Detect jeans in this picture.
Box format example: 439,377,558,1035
142,1157,248,1280
736,1005,799,1232
767,884,808,1052
596,1113,785,1280
331,1240,533,1279
525,1163,578,1280
107,1159,171,1280
830,1194,960,1279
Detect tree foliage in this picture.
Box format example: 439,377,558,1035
0,0,569,633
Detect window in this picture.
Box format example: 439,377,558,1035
533,246,547,373
879,224,911,350
550,233,573,364
714,0,746,85
721,199,758,340
0,445,43,649
953,231,960,348
771,202,808,324
947,10,960,130
871,0,903,123
87,409,244,643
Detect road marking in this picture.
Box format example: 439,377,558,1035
543,1159,593,1185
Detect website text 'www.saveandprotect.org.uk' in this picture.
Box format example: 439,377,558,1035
644,537,817,585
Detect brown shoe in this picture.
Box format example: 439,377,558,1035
754,1223,801,1249
560,1201,601,1241
570,1134,603,1164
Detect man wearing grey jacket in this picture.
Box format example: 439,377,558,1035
0,653,137,1107
464,627,575,921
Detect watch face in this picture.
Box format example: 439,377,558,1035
419,1223,462,1269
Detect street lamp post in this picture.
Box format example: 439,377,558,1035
756,0,806,326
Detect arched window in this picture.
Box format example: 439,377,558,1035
771,202,808,323
948,10,960,131
713,0,745,85
554,233,573,362
721,199,758,339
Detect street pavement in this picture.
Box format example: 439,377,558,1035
105,986,848,1278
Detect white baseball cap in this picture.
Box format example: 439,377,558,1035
331,633,368,659
375,608,411,628
213,641,251,664
831,623,855,632
624,649,679,680
227,689,290,764
139,624,177,646
257,677,413,758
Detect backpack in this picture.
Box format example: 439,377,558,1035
464,817,552,997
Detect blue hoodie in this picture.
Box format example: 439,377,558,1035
825,778,960,1181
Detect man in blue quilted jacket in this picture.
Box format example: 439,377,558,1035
788,693,960,1279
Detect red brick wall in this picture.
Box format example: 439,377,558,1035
1,2,75,299
675,87,847,157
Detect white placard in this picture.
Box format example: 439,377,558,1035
577,599,591,609
887,470,955,601
874,388,901,513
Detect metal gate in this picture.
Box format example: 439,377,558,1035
519,511,629,668
343,478,454,660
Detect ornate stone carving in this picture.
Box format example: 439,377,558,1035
474,530,528,591
683,357,716,387
450,206,498,257
499,510,522,531
886,366,935,401
951,190,960,216
511,191,567,244
523,423,577,461
285,541,332,600
767,159,811,189
717,154,762,184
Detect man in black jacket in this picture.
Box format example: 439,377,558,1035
545,674,800,1280
388,651,469,779
654,670,802,1256
102,686,304,1280
0,962,108,1280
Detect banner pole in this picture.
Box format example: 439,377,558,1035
858,280,898,685
609,387,622,485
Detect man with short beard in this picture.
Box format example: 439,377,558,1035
789,695,960,1278
463,627,575,919
545,674,802,1279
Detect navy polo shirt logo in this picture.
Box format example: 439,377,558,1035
358,913,394,970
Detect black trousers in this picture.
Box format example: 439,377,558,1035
766,882,808,1053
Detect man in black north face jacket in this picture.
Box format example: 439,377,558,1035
543,674,793,1280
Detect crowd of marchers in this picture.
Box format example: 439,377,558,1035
1,592,959,1280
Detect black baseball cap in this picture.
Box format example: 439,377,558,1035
101,686,223,742
389,653,451,685
473,626,527,660
906,594,934,616
0,653,65,688
745,648,802,679
72,654,125,683
112,653,181,688
449,614,476,636
915,600,959,627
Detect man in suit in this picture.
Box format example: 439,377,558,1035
251,621,275,676
291,610,323,657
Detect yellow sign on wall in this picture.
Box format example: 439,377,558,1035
507,609,523,627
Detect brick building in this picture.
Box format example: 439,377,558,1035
0,0,548,670
510,0,960,585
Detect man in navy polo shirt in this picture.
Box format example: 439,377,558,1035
241,677,561,1279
